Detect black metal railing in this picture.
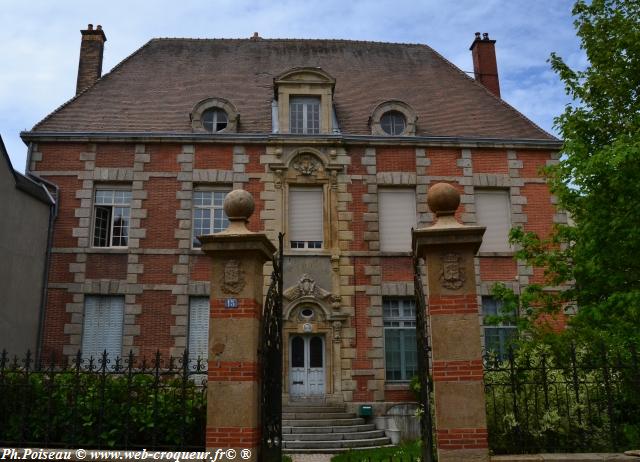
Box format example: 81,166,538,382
0,349,207,450
413,256,435,462
484,342,640,454
260,232,284,462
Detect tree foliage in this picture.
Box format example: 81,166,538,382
500,0,640,346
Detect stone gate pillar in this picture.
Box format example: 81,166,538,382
200,190,276,462
412,183,489,462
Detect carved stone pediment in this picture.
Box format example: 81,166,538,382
284,273,332,301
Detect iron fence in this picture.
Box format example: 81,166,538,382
0,349,207,450
484,342,640,454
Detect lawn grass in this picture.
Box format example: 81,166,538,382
331,440,422,462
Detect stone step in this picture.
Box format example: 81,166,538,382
282,412,357,420
283,437,392,450
283,429,386,441
283,417,365,427
284,424,377,434
282,405,346,413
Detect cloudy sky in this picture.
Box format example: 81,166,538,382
1,0,585,172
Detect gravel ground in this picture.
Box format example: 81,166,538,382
288,454,334,462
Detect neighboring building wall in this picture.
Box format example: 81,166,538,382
32,140,565,410
0,148,52,356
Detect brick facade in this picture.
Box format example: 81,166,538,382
32,140,563,410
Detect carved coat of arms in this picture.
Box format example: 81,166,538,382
439,253,465,290
221,259,245,294
284,273,332,301
292,154,320,176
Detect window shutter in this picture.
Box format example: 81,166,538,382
82,296,124,361
188,297,210,363
288,187,323,243
379,189,416,251
475,190,511,252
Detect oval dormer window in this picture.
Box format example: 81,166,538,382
202,108,228,133
380,110,406,135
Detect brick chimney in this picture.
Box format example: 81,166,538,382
76,24,107,95
469,32,500,98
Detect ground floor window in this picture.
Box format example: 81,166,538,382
383,297,417,381
82,295,124,361
482,296,517,360
188,297,209,364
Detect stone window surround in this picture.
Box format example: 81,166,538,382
370,100,417,136
190,97,239,133
274,67,336,135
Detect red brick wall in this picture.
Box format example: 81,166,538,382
95,143,135,168
479,257,517,281
146,143,181,172
376,147,415,172
348,182,367,251
381,257,412,281
36,143,85,171
244,178,264,233
49,253,75,283
519,150,550,178
194,145,233,170
86,254,128,280
522,183,554,238
427,149,462,176
190,254,211,281
140,178,180,249
41,176,82,248
41,289,73,359
347,147,368,175
139,255,177,285
134,291,176,358
245,146,265,174
384,388,414,402
472,149,509,174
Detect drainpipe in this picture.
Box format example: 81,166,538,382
27,143,59,364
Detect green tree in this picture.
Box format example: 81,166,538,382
503,0,640,346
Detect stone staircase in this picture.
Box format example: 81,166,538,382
282,403,392,453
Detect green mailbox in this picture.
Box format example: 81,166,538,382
359,404,373,417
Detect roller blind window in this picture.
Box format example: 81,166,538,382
379,189,417,252
475,190,512,252
188,297,210,365
289,187,323,249
82,296,124,361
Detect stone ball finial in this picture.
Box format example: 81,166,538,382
224,189,255,222
427,183,460,217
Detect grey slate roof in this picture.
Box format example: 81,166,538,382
31,38,555,141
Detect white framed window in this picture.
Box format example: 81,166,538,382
93,188,131,248
379,189,417,252
290,96,320,134
288,187,323,249
188,297,209,365
475,190,512,252
192,189,230,248
384,298,417,381
82,295,124,361
482,296,517,361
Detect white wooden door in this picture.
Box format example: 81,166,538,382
289,335,325,397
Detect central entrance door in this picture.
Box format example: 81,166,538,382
290,335,325,397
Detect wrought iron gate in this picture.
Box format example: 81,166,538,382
414,257,435,462
260,233,284,462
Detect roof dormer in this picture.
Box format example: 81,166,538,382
274,67,336,135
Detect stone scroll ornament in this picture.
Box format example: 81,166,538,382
439,252,465,289
221,259,246,294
